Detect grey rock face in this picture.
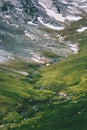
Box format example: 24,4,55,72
0,0,87,64
0,0,87,25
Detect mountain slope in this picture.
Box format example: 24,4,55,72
0,17,87,130
0,0,87,63
0,1,87,130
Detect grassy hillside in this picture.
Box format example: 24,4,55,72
0,18,87,130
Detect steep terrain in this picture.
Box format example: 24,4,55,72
0,0,87,63
0,0,87,130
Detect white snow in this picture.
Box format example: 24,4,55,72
66,15,82,21
38,17,64,30
39,1,82,23
44,34,50,39
0,50,14,63
39,2,65,22
76,27,87,32
46,63,50,66
0,56,7,63
3,15,11,19
27,21,37,26
31,53,49,64
15,7,22,11
44,34,49,37
31,58,45,63
68,44,78,54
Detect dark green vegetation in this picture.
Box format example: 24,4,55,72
0,19,87,130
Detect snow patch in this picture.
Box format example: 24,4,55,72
27,21,37,26
39,2,65,22
3,15,11,19
0,50,14,63
76,27,87,32
66,15,82,21
39,1,82,23
38,17,64,30
68,44,78,54
31,58,45,64
15,7,22,11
